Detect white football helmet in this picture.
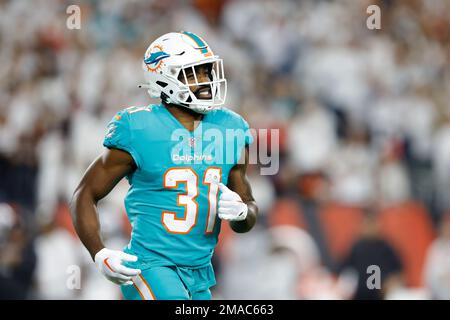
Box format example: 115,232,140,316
140,31,227,114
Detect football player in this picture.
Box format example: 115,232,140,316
70,31,258,300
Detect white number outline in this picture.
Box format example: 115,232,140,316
162,167,222,234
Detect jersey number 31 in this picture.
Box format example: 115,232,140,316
162,167,221,234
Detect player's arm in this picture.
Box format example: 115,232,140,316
218,146,258,233
70,148,141,285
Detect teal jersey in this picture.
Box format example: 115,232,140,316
103,104,253,268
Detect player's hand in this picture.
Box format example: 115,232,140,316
94,248,141,285
218,183,248,221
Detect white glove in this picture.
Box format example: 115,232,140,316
218,183,248,221
94,248,141,285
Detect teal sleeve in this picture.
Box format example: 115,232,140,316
103,110,141,168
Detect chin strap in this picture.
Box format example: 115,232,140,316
138,83,215,114
139,83,162,99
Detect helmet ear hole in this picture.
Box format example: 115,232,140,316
156,81,168,88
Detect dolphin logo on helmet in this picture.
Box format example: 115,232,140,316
144,51,171,66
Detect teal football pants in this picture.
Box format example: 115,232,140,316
121,265,214,300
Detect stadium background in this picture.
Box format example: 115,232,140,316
1,0,450,299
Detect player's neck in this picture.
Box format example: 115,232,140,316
163,102,204,132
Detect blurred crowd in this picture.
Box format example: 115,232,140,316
1,0,450,299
